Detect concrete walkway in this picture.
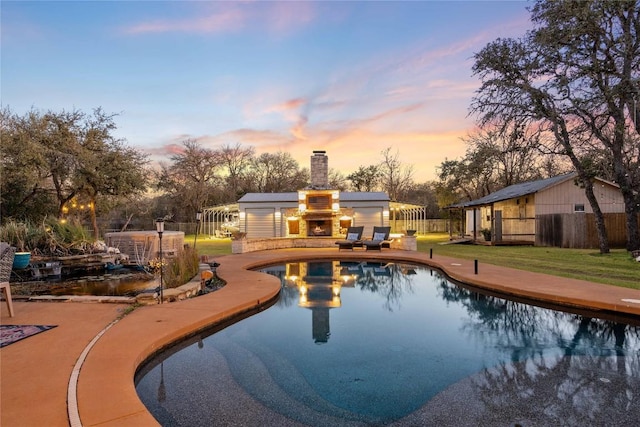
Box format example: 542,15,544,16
1,249,639,427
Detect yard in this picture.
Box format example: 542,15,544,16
190,234,640,290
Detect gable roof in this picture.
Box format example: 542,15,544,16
237,192,298,203
450,173,578,208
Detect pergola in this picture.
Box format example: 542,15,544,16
200,203,239,238
388,201,427,234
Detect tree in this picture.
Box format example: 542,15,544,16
403,181,442,218
1,108,58,220
464,123,561,187
379,147,415,201
437,152,498,203
247,152,308,193
471,0,640,252
215,142,255,202
157,139,221,221
77,109,149,239
1,107,149,239
347,165,381,192
328,168,349,191
438,124,570,204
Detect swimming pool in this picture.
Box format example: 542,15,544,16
135,260,640,426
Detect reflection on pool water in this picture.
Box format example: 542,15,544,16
135,260,640,426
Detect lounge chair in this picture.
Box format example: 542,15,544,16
335,226,365,251
1,242,16,317
363,226,393,251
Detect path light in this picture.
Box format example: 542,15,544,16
194,211,202,249
155,218,164,304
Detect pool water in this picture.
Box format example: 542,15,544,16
135,260,640,426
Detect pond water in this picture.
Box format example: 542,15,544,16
135,260,640,426
11,269,157,297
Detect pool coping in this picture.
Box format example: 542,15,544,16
75,248,640,426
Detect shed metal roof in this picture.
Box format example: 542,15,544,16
237,192,298,203
449,173,578,208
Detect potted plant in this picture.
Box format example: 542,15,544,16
0,220,32,269
481,228,492,241
230,231,246,240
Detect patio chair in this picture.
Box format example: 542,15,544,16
363,226,393,251
335,226,365,251
0,242,16,317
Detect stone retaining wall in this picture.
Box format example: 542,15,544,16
232,236,417,253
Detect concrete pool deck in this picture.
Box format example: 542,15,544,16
1,248,639,426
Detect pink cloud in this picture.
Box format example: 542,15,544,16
143,143,184,156
268,98,307,114
123,8,246,34
290,115,309,141
122,2,317,36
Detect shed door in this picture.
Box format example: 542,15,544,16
246,208,275,238
354,207,384,238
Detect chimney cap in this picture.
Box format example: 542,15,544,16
312,150,326,155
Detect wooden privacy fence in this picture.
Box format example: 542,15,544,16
536,213,639,249
389,219,451,234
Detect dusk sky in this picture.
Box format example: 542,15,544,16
1,1,533,182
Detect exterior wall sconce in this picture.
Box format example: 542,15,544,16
332,202,340,212
299,203,307,212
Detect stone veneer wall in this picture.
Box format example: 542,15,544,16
232,236,417,254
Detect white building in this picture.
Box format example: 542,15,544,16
237,151,390,239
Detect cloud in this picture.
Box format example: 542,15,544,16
123,7,246,35
143,143,184,157
122,2,317,36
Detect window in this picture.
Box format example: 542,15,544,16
574,204,585,212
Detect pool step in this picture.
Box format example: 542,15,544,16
214,331,374,426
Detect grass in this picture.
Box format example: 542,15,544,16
418,233,640,290
188,233,640,290
191,236,233,257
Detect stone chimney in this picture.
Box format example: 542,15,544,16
310,150,329,189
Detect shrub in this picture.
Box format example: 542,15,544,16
162,245,199,289
0,217,93,255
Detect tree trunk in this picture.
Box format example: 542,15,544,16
580,175,610,254
623,198,640,252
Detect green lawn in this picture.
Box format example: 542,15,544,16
191,237,233,257
188,233,640,290
418,233,640,290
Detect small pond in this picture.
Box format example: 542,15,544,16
10,269,157,297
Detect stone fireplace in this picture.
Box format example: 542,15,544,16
293,151,341,237
294,191,340,237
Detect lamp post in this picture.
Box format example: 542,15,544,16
194,211,202,250
155,218,164,304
